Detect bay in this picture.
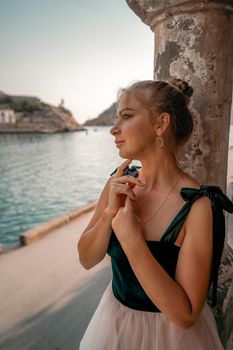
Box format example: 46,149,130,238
0,125,232,248
0,127,124,247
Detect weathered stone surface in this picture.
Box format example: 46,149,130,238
126,1,233,348
208,243,233,348
127,1,233,29
0,92,85,133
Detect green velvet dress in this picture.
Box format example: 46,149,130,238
79,166,233,350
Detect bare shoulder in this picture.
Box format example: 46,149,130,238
187,196,212,223
180,172,213,232
180,171,201,190
184,193,213,244
175,184,213,320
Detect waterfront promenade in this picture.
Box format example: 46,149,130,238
0,210,111,350
0,148,233,350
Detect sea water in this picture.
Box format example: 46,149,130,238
0,125,232,248
0,127,123,247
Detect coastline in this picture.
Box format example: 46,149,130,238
0,200,97,255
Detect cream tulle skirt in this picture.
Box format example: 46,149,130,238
79,280,223,350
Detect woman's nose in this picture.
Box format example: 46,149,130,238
110,122,120,135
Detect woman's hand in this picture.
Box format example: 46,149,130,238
112,196,144,245
106,159,144,217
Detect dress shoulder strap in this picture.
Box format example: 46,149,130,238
180,185,233,307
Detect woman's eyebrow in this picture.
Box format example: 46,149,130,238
119,108,134,115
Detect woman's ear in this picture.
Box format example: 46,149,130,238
154,113,170,135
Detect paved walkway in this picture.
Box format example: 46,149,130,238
0,211,111,350
1,149,233,350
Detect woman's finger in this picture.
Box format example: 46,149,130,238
115,159,132,178
111,183,136,200
111,175,144,187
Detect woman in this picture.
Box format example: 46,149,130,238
78,79,233,349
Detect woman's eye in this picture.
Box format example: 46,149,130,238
114,114,133,121
122,114,132,119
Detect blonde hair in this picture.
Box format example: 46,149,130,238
117,78,194,149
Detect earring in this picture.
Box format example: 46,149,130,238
155,135,164,148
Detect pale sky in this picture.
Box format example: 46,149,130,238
0,0,154,124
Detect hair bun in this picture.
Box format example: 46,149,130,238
168,78,193,105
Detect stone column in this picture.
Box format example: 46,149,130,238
126,0,233,189
126,1,233,348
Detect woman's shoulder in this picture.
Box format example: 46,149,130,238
179,172,212,224
179,171,201,190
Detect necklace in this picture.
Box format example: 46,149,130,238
141,174,183,225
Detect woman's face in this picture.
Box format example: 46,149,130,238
110,92,156,159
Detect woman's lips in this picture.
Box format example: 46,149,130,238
115,141,125,147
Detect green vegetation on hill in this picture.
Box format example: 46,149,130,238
0,96,42,113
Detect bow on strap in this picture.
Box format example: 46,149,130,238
180,185,233,306
181,185,233,212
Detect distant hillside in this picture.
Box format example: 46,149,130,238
83,99,233,126
84,103,116,126
0,91,85,133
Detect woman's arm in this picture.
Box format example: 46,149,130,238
120,196,213,329
78,159,142,269
77,178,115,269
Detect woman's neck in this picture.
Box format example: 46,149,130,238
137,151,183,193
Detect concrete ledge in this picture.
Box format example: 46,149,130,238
0,243,4,254
19,200,97,246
